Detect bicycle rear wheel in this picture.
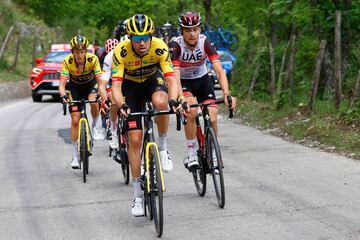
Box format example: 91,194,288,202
192,149,207,197
80,121,88,183
149,145,163,237
228,34,239,52
118,120,130,185
120,144,130,185
206,127,225,208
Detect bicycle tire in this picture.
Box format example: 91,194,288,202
120,146,130,185
144,176,153,220
193,120,207,196
149,145,163,237
206,127,225,208
228,34,239,52
80,121,88,183
192,149,207,197
143,143,153,221
116,120,130,185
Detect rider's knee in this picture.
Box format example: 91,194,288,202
129,133,143,149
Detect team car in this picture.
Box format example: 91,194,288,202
207,49,236,89
29,44,96,102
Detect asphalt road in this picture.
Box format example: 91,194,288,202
1,97,360,240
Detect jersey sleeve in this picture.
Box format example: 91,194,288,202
159,44,175,78
111,45,125,82
92,55,102,79
169,41,181,69
102,52,113,81
60,58,70,81
204,38,220,64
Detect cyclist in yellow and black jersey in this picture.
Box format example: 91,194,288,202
59,35,107,169
111,37,174,83
110,14,180,217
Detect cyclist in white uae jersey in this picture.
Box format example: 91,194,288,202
169,12,236,169
100,38,120,149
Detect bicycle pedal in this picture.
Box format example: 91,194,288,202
113,156,122,164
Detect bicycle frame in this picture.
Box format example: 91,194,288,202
77,103,91,152
130,105,171,193
191,97,234,166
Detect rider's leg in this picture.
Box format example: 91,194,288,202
128,129,144,216
152,91,169,151
152,91,174,172
88,92,100,128
108,93,119,148
209,105,219,135
109,93,118,131
70,111,81,157
128,129,143,213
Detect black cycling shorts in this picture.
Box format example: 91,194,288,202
67,79,98,113
181,74,216,103
122,70,168,131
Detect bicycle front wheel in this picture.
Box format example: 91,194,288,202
206,127,225,208
149,144,163,237
80,121,88,183
192,149,207,197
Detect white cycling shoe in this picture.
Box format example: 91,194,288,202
71,157,80,169
109,131,118,149
131,198,144,217
92,126,102,140
160,150,173,172
184,152,199,169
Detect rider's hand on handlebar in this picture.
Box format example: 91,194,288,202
100,99,110,114
120,103,130,118
179,97,189,117
224,94,237,111
61,95,68,104
168,99,180,113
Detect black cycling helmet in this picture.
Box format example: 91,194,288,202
178,12,202,28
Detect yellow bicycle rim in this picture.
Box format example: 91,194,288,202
77,118,91,152
145,142,166,192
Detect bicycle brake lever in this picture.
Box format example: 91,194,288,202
227,95,233,118
63,102,67,115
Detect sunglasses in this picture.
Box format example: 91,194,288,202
131,34,151,43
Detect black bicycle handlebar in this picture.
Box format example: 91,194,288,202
189,97,234,119
62,98,100,116
176,111,187,131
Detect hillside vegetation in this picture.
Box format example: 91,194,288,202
1,0,360,158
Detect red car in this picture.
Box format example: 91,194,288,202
29,44,96,102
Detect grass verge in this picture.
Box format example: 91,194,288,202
236,99,360,159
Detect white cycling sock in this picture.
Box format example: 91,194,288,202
187,139,197,154
92,116,99,129
158,133,167,151
132,177,143,199
111,120,117,131
72,141,78,159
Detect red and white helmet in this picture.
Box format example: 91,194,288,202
105,38,119,53
178,12,202,28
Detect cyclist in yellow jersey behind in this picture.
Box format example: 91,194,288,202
111,14,179,217
59,35,107,169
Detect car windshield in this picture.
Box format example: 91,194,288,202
219,53,232,62
44,51,71,63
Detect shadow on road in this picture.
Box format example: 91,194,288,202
58,128,72,144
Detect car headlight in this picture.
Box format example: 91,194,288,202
32,67,43,74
